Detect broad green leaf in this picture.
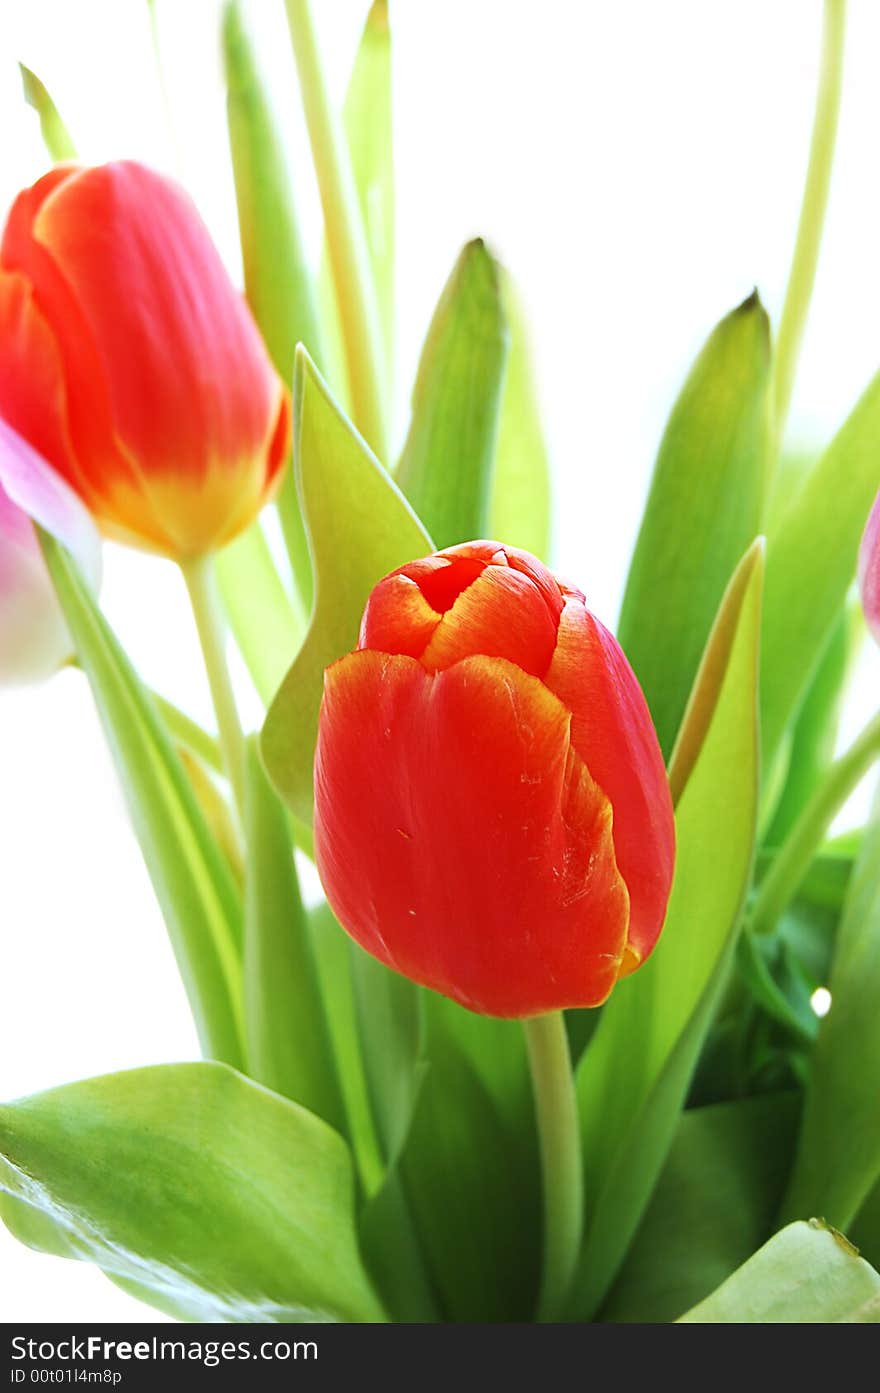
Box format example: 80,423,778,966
780,781,880,1230
349,946,425,1167
19,63,76,162
262,348,431,824
358,1167,440,1322
761,370,880,772
393,996,541,1322
222,0,320,611
39,531,244,1068
489,271,552,560
603,1093,800,1323
307,904,384,1195
678,1220,880,1323
243,741,344,1133
215,522,305,708
571,540,764,1317
765,604,862,845
343,0,394,371
0,1064,385,1322
618,293,770,757
396,240,508,549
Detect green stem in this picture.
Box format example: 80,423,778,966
284,0,388,463
523,1011,584,1321
773,0,847,439
752,707,880,935
181,555,247,817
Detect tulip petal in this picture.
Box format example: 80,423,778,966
441,540,564,626
0,419,101,683
419,564,559,676
0,418,101,589
0,268,90,504
315,651,629,1017
858,490,880,646
359,572,441,656
31,163,284,497
544,596,675,967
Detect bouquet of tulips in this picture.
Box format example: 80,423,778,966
2,0,880,1326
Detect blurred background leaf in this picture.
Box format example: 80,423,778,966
396,239,508,548
618,293,770,757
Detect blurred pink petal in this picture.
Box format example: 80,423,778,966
0,418,101,684
858,489,880,647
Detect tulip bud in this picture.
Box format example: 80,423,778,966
0,416,101,685
314,541,675,1017
0,161,290,559
859,490,880,646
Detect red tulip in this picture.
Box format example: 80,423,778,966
0,162,290,558
859,490,880,646
314,541,675,1017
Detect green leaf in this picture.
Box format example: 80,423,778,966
262,348,431,824
618,293,771,757
242,740,344,1132
602,1093,800,1323
765,603,862,845
396,240,509,549
570,540,764,1317
780,781,880,1230
678,1220,880,1323
222,0,321,610
343,0,394,372
215,522,305,708
39,530,244,1068
316,0,395,418
393,996,540,1322
0,1063,385,1322
307,904,384,1195
349,947,425,1167
19,63,77,162
488,271,552,559
761,371,880,773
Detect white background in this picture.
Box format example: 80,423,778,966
1,0,879,1321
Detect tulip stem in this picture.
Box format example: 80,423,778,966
773,0,847,442
284,0,388,463
751,707,880,935
181,555,247,818
523,1011,584,1322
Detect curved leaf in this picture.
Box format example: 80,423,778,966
678,1220,880,1323
489,271,552,560
570,540,764,1317
344,0,394,369
222,0,320,610
0,1064,385,1322
396,240,508,549
243,740,344,1133
262,348,431,824
761,369,880,772
603,1093,800,1323
618,293,771,756
39,531,244,1067
19,63,76,162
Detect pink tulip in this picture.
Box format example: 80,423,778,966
859,490,880,647
0,417,101,685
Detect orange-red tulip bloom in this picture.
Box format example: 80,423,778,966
0,161,289,558
315,541,675,1017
